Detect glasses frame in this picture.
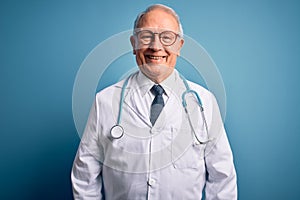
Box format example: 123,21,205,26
134,29,181,46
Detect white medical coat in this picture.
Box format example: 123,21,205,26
71,70,237,199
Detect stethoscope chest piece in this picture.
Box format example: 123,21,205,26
110,124,124,139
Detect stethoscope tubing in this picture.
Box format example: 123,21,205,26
111,72,212,144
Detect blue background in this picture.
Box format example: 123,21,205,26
1,0,300,199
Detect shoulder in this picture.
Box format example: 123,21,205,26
96,80,124,97
94,71,138,105
185,79,220,116
186,80,215,101
94,79,125,107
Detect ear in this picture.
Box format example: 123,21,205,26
176,38,184,56
130,35,136,55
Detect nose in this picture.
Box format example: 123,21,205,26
149,33,163,51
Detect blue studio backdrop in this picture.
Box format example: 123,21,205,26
1,0,300,199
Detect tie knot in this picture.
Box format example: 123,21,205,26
151,85,164,96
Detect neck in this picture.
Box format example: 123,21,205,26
142,69,174,84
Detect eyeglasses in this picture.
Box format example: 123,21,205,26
135,30,180,46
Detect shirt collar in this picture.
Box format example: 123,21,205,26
136,71,155,97
136,69,179,97
159,70,177,97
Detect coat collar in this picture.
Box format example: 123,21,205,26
123,69,186,128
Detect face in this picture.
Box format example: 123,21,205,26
130,9,184,83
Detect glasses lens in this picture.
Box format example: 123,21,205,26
136,30,178,46
137,30,153,45
160,31,176,45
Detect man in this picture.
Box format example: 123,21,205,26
72,4,237,199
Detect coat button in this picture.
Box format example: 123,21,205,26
147,178,156,186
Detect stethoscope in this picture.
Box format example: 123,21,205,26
110,73,214,144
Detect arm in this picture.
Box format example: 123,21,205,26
204,94,237,199
71,100,104,199
204,128,237,199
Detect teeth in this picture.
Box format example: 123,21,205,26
148,56,165,60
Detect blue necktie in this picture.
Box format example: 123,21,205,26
150,85,165,125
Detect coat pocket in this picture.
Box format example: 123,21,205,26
171,128,207,169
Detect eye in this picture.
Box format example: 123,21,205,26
138,31,153,41
160,32,176,44
161,36,172,42
140,35,152,40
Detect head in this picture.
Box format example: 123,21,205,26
130,4,184,83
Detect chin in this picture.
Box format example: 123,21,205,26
141,64,173,82
146,63,167,72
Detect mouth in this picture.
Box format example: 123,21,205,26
146,55,166,59
145,55,167,63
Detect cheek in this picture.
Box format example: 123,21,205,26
167,55,178,67
165,44,181,67
166,43,181,55
165,48,179,66
135,51,145,64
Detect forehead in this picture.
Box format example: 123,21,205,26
137,9,179,32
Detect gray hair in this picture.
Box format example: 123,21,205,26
133,4,184,37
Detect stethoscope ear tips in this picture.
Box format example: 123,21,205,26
110,125,124,139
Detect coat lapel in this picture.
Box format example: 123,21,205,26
123,84,153,127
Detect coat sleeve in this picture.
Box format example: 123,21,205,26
71,99,104,199
204,93,237,200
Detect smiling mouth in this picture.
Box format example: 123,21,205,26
146,55,167,60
